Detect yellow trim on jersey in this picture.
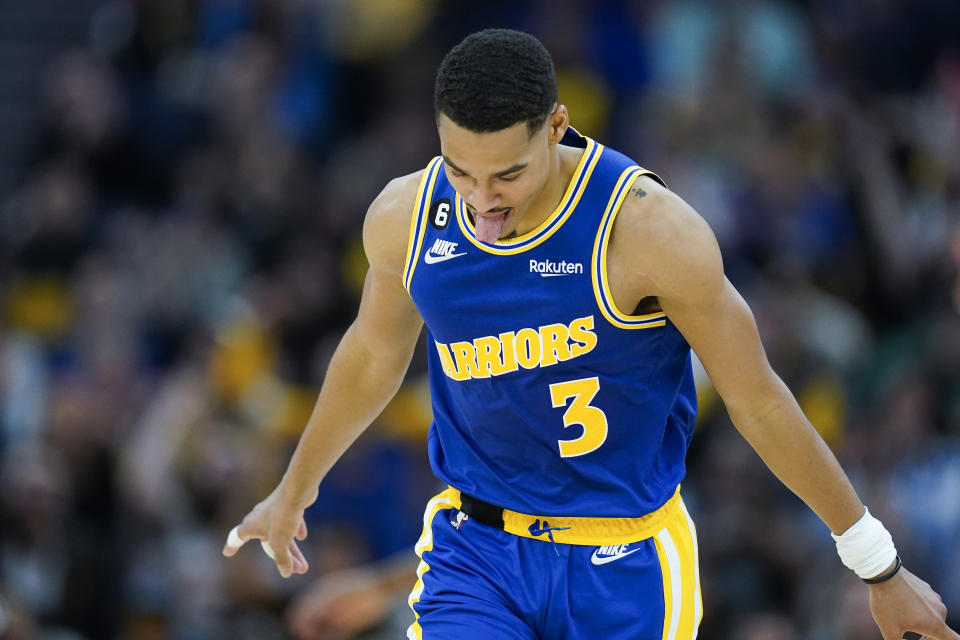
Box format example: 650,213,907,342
445,485,682,546
655,496,702,640
454,137,603,255
403,157,443,293
591,166,668,329
406,487,457,639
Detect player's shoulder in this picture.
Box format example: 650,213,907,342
613,174,717,262
615,175,707,248
363,169,427,276
611,174,723,296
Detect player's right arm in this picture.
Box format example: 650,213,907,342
222,172,425,578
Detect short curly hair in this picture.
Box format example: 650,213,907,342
434,29,558,136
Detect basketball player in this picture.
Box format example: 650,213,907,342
223,29,957,640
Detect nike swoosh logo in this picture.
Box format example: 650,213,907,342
423,251,466,264
590,547,641,565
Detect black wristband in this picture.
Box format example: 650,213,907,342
862,555,902,584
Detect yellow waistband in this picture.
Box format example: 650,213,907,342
445,486,683,546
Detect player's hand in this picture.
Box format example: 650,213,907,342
868,566,960,640
222,485,316,578
286,566,393,640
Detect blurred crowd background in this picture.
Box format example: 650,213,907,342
0,0,958,638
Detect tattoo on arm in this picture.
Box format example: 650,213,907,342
630,188,647,198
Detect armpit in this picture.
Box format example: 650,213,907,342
632,296,662,316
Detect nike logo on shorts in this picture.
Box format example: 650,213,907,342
590,544,641,565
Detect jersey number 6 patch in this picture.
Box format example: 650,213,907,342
549,376,609,457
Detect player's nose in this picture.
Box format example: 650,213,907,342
468,187,501,212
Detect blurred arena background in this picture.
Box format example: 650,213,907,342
0,0,958,638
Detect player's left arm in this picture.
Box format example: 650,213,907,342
612,175,958,640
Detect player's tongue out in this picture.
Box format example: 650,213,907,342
475,211,508,243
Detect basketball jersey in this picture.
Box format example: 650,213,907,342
402,128,697,518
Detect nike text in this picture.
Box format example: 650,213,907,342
425,239,466,264
590,544,641,565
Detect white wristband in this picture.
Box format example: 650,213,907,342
831,507,898,580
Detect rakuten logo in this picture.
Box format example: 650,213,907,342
529,259,584,277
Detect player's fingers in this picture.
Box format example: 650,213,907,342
296,518,308,541
223,524,250,556
271,539,295,578
288,539,309,574
283,542,304,575
260,539,277,560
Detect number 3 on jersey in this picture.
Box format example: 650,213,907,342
549,376,608,457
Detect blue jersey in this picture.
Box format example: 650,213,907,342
402,129,697,518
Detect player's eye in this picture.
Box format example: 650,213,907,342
499,174,520,182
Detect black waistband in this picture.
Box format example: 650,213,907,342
458,492,505,529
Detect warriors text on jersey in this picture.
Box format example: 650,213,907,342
403,128,697,518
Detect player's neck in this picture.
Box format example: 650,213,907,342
514,144,583,236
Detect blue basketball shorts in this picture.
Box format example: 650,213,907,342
406,487,702,639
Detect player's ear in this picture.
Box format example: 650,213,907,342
545,104,568,144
